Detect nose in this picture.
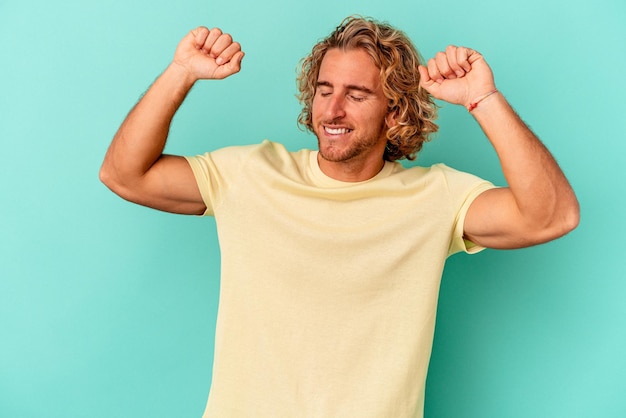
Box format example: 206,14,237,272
325,94,346,120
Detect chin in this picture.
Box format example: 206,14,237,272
316,137,344,161
319,144,361,163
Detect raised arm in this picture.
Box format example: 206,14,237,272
418,46,579,249
99,27,244,214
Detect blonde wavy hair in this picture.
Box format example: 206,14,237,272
297,16,438,161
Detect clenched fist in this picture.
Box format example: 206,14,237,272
172,26,244,81
418,46,496,109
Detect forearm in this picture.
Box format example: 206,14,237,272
471,93,579,230
99,26,243,213
100,63,195,186
419,46,579,246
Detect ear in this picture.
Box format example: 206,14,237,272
385,109,399,128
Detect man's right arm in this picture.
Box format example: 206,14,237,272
99,27,244,214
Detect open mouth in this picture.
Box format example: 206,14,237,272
324,126,353,135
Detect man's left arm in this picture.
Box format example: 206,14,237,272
419,46,580,249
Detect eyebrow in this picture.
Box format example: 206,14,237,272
316,80,375,95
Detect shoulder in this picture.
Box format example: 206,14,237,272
216,140,309,160
396,163,495,202
393,162,480,183
424,163,490,188
188,140,307,165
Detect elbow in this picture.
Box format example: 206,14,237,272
99,162,117,191
554,189,581,237
514,197,580,248
99,161,148,206
536,198,581,243
99,163,111,188
99,161,128,198
559,198,581,236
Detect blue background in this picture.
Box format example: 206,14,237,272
1,0,624,417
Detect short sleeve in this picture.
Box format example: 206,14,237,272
434,164,497,256
184,154,219,216
449,182,498,255
184,144,256,216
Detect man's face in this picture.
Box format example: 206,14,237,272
312,48,392,167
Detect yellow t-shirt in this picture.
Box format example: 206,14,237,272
185,140,495,418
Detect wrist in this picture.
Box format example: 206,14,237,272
468,92,512,127
467,89,499,112
166,61,199,89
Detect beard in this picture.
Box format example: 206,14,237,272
314,124,387,164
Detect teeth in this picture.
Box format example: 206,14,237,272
325,127,351,135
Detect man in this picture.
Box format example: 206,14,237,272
100,16,579,418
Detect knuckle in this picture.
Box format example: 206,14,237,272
427,59,438,72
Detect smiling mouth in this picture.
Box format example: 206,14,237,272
324,126,353,135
